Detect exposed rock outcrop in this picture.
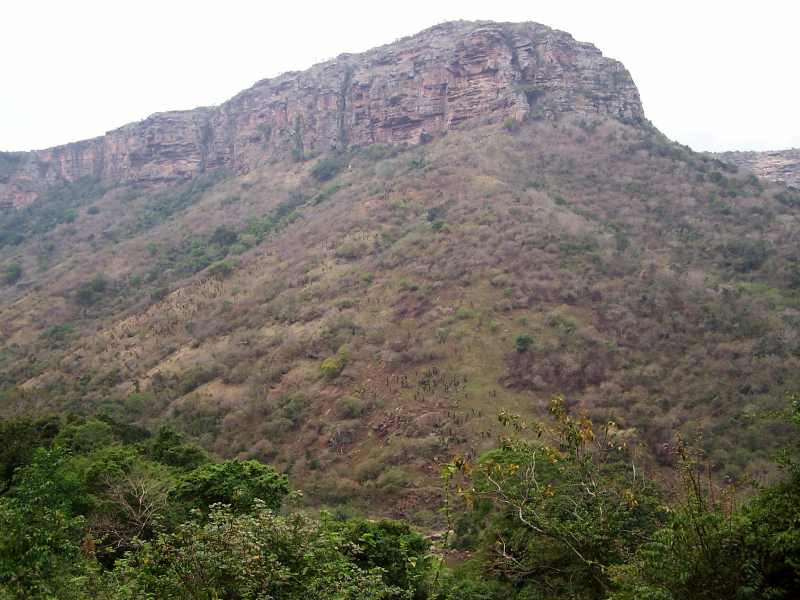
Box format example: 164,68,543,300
0,20,644,207
715,149,800,189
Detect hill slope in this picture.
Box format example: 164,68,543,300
2,22,800,517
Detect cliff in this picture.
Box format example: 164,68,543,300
715,149,800,189
0,20,644,208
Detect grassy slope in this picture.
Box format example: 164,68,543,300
2,116,800,519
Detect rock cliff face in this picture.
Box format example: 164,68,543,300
715,149,800,189
0,20,644,208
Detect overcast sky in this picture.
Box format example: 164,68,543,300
2,0,797,153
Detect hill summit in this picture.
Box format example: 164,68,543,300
1,20,642,208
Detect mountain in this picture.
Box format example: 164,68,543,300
0,21,641,208
2,21,800,517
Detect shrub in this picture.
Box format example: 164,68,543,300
171,459,289,514
2,262,22,285
150,286,169,302
338,396,366,418
502,117,520,132
107,507,401,599
337,518,433,598
40,324,75,346
515,334,534,353
321,355,346,380
76,274,109,305
311,154,347,182
207,260,233,279
719,239,771,273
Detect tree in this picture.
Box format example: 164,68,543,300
338,518,433,599
0,448,92,599
610,395,800,600
145,426,209,469
0,415,61,493
171,459,289,516
105,504,405,600
447,396,662,599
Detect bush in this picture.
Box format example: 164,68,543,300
502,117,520,132
321,355,346,380
76,274,109,305
106,507,403,599
170,459,289,514
311,154,347,182
515,334,533,353
338,518,433,598
2,262,22,285
719,239,771,273
207,260,233,280
338,396,366,418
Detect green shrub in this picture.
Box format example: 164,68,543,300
76,274,109,306
150,286,169,302
207,260,233,279
321,355,346,380
311,154,347,182
171,459,289,514
39,324,75,345
515,334,533,353
337,518,433,598
338,396,366,418
502,117,520,132
719,239,771,273
2,262,22,285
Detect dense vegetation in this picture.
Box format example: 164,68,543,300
1,397,798,598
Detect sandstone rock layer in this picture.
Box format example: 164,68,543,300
715,149,800,189
0,21,644,207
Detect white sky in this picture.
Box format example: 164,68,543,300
1,0,797,153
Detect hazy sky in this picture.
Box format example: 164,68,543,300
2,0,797,152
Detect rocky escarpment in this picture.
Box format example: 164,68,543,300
0,20,644,208
715,149,800,189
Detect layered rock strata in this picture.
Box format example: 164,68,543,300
0,20,644,207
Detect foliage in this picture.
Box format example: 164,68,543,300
514,334,533,353
144,426,209,469
447,397,664,599
503,118,520,132
2,262,21,285
0,447,90,598
610,397,800,599
338,518,433,598
311,154,348,182
719,239,771,273
0,415,60,492
321,347,349,380
207,259,233,279
170,459,289,515
106,505,406,600
76,274,110,306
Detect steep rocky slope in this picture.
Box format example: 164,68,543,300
0,20,641,208
715,149,800,189
2,21,800,517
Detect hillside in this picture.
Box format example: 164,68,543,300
2,21,800,519
716,148,800,189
